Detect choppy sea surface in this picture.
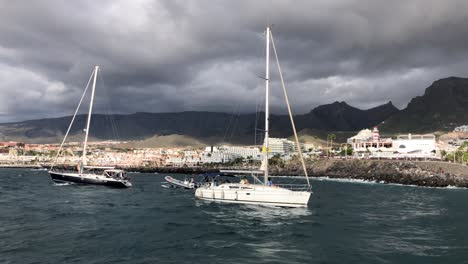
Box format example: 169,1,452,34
1,168,468,264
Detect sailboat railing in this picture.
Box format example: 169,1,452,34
273,184,312,192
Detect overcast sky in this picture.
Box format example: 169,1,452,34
1,0,468,122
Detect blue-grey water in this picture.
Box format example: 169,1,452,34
1,168,468,264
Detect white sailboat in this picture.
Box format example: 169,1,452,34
195,27,312,207
48,66,132,188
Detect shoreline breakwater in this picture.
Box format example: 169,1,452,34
273,159,468,188
150,160,467,188
124,159,468,188
3,159,467,188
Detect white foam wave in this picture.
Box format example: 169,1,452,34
53,182,74,186
316,176,467,190
315,176,378,185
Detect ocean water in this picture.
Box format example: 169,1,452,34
1,169,468,264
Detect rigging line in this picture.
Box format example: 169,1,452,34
222,108,233,142
222,103,238,143
270,30,311,187
228,104,241,141
254,79,265,146
254,97,259,146
98,70,120,141
256,102,265,146
255,100,266,146
50,69,94,171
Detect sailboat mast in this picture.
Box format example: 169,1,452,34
81,65,99,169
263,27,270,185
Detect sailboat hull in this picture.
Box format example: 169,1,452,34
195,183,311,208
49,172,131,188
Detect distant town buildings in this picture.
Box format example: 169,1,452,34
164,145,262,167
3,126,461,167
0,136,316,167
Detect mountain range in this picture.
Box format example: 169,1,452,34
381,77,468,132
0,102,398,145
0,76,467,144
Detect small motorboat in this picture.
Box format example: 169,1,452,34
164,176,196,189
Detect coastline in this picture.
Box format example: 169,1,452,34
0,164,43,169
112,159,468,188
299,159,468,188
2,159,467,188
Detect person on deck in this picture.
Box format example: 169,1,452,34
240,176,249,184
267,177,273,186
76,162,82,173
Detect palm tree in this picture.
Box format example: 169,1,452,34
327,133,336,157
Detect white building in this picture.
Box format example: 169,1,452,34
454,125,468,132
267,138,297,155
203,145,261,162
392,134,436,155
349,127,393,153
347,129,373,144
218,145,261,160
200,151,236,163
349,127,438,158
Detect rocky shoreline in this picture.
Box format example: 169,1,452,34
127,159,468,188
3,159,468,188
271,159,468,188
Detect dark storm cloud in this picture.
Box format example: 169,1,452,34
1,0,468,122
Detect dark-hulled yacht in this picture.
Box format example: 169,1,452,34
48,66,132,188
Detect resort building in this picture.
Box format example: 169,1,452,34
165,149,240,166
218,145,261,160
350,127,393,153
202,145,261,162
267,138,298,155
348,127,438,159
454,125,468,132
392,134,437,155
